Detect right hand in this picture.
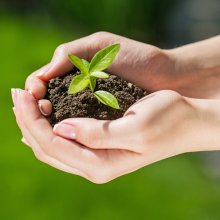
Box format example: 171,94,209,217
13,89,220,183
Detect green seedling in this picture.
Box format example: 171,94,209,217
68,43,120,109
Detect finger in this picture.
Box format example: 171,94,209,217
25,32,118,100
25,36,93,99
37,33,116,81
25,64,50,99
38,99,52,116
37,39,91,81
15,90,146,183
53,117,141,153
14,96,85,177
15,89,108,178
31,148,84,177
21,137,31,147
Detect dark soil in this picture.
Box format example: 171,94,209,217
46,69,149,126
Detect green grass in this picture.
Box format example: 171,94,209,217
1,13,220,220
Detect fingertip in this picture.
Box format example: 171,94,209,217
53,123,76,140
38,99,52,116
35,63,52,80
21,137,31,147
35,71,49,82
16,89,42,117
12,107,16,113
38,60,72,82
19,90,38,109
25,78,47,100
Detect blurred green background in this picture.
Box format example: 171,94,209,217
1,0,220,219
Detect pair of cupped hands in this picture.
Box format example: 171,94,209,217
12,32,220,183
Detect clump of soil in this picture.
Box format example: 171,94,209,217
46,69,149,126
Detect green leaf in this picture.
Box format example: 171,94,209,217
89,76,96,92
89,44,120,73
94,90,120,109
82,59,90,70
68,74,89,94
68,55,88,75
91,71,109,79
82,59,95,91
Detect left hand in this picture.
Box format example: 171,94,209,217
12,89,220,183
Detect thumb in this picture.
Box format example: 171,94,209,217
36,34,103,82
53,117,139,152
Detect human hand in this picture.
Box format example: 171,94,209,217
25,33,220,118
12,89,220,183
24,31,178,116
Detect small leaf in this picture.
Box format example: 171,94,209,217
94,90,120,109
91,71,109,79
82,59,90,70
68,55,88,75
68,74,89,94
89,44,120,73
89,76,96,92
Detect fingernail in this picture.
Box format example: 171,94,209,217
38,103,49,116
11,88,20,106
36,71,45,77
12,107,16,114
27,89,37,100
21,137,29,145
11,88,17,106
53,123,76,139
28,89,33,95
36,63,52,77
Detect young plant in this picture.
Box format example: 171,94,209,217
68,43,120,109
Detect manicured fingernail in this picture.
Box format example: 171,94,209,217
27,89,37,99
28,89,33,95
21,137,29,145
36,63,52,77
12,107,16,114
16,89,21,97
11,88,20,106
11,88,17,106
38,103,49,116
36,71,45,77
53,123,76,139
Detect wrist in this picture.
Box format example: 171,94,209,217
166,37,220,91
146,48,180,90
186,97,220,152
165,48,206,91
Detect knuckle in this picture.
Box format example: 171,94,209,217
153,90,184,106
54,43,68,56
87,32,116,59
89,32,112,49
156,90,181,99
91,31,110,40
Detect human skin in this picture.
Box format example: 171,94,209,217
12,32,220,183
